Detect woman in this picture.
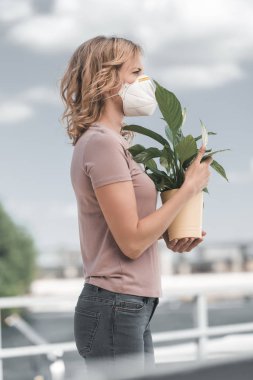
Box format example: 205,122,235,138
60,35,212,375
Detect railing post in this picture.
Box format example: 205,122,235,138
194,293,208,361
0,309,3,380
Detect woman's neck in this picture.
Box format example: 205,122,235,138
96,99,124,135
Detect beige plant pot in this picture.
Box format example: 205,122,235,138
160,189,204,241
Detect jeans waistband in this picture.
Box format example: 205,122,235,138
82,283,159,305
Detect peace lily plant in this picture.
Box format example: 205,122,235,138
122,80,230,241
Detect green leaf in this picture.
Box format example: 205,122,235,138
182,148,212,170
195,131,217,142
174,128,185,145
122,124,168,145
162,144,174,162
160,156,170,170
134,147,163,163
175,135,198,165
149,166,170,178
146,166,175,186
153,79,183,136
122,80,230,192
127,144,146,157
210,159,229,182
145,159,158,171
182,153,196,170
146,169,175,191
201,149,231,160
165,125,174,144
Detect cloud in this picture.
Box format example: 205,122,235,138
0,101,33,124
8,14,81,53
228,171,253,185
4,199,77,221
226,159,253,184
0,0,33,22
19,85,60,105
0,85,60,125
3,199,78,249
155,63,244,89
4,0,253,90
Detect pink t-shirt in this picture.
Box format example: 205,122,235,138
70,124,162,297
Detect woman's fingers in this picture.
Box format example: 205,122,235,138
170,231,206,252
195,144,206,163
167,230,206,252
185,237,203,251
173,238,191,252
185,230,206,251
180,238,195,252
167,238,178,249
176,238,195,253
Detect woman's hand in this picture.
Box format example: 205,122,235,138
162,230,207,253
183,145,213,196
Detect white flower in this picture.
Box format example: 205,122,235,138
200,119,208,147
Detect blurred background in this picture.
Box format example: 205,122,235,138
0,0,253,379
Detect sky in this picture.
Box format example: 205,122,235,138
0,0,253,256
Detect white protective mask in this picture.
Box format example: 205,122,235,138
106,74,158,116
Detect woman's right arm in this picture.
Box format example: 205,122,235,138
94,145,213,260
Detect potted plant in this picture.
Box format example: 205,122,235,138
122,80,230,241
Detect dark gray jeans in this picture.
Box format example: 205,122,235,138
74,283,159,376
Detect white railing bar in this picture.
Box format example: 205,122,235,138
162,288,253,297
195,293,208,360
1,322,253,360
5,314,59,362
0,342,76,359
153,328,205,342
206,322,253,336
0,296,75,309
0,286,252,378
0,286,253,309
152,322,253,343
1,332,253,362
0,310,3,380
5,314,48,345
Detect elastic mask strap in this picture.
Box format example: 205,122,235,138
104,80,127,100
104,93,119,100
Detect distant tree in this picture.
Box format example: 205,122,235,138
0,202,38,298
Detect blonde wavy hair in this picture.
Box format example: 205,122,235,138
59,35,144,146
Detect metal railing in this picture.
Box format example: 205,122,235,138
1,275,253,379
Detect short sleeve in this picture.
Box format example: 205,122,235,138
83,133,132,189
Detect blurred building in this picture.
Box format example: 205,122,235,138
36,241,253,279
165,241,253,275
36,245,83,278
